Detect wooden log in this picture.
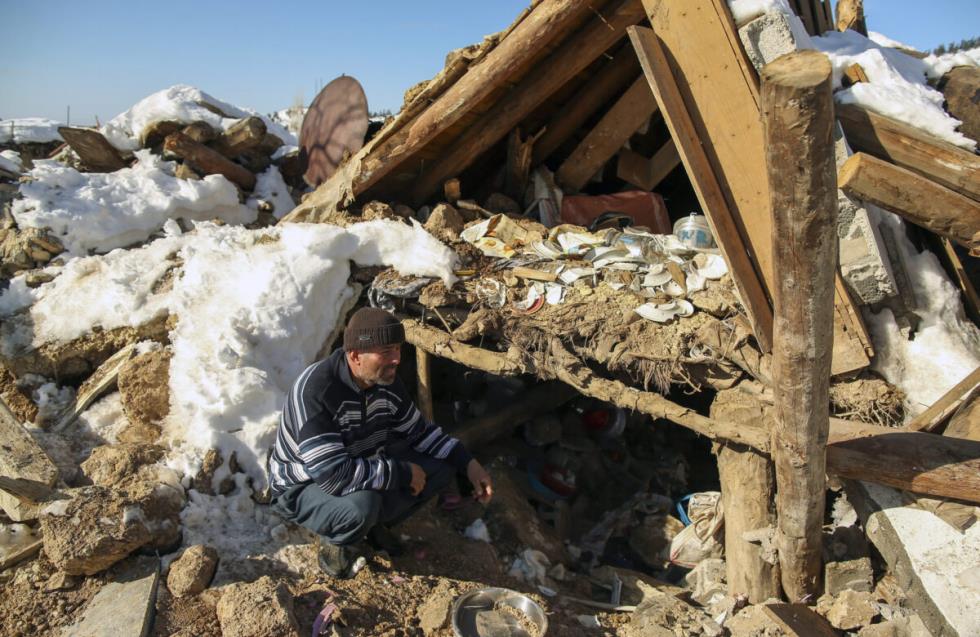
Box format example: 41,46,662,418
57,127,127,172
714,442,782,603
939,66,980,144
0,398,58,502
628,24,774,352
905,366,980,432
181,121,217,144
505,128,544,201
944,388,980,441
53,343,138,432
163,132,256,190
416,347,435,423
406,0,599,150
453,381,578,449
401,319,527,377
835,103,980,202
410,0,648,204
842,63,868,87
838,153,980,252
616,139,681,191
532,46,641,166
209,116,267,158
556,76,659,192
834,0,866,35
762,50,837,602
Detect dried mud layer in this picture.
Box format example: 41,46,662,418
0,500,619,637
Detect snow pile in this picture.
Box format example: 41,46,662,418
100,84,297,153
923,46,980,81
812,30,976,151
11,150,255,255
866,211,980,416
246,166,296,219
0,117,64,144
0,149,23,174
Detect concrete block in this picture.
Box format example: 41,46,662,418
64,556,159,637
851,481,980,637
739,11,798,73
825,557,874,596
827,590,879,631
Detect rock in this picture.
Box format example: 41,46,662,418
622,582,713,637
0,226,64,276
824,557,874,596
725,604,787,636
418,280,463,309
738,11,799,73
216,575,300,637
393,204,415,219
826,590,879,631
939,66,980,144
360,200,401,222
857,621,901,637
117,348,171,435
80,443,165,487
39,486,152,575
44,571,78,591
62,556,159,637
167,545,218,597
483,193,521,215
117,468,185,551
418,581,453,633
685,557,727,605
191,448,237,495
423,203,464,243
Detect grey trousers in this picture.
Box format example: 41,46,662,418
271,443,456,546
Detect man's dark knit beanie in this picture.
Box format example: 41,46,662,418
343,307,405,352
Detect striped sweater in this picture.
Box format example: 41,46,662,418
268,348,473,497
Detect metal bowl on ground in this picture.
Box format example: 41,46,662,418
451,587,548,637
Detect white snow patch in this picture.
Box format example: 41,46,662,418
348,219,459,288
866,212,980,417
100,84,297,153
812,30,975,150
246,166,296,219
0,149,22,174
11,149,254,256
923,46,980,81
0,118,64,144
867,31,916,52
33,382,75,425
75,392,129,445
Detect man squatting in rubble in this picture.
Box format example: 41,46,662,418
268,307,493,577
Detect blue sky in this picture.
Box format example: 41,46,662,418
1,0,977,125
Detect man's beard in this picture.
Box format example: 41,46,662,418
372,365,398,386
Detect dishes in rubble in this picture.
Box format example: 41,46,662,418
634,299,695,323
673,213,716,250
452,587,548,637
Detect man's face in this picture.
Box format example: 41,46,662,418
348,344,401,388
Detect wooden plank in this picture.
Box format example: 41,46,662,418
763,49,837,602
763,603,839,637
836,103,980,202
405,0,600,150
409,0,648,204
835,0,867,35
644,0,870,371
839,153,980,251
531,46,641,166
906,366,980,432
58,127,127,172
557,76,658,191
616,138,681,191
163,132,256,191
0,399,58,502
0,538,42,571
940,238,980,322
628,24,774,352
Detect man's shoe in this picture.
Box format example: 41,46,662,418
316,538,354,578
367,524,405,557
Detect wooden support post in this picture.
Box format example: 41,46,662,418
57,127,127,172
838,153,980,252
416,346,435,423
616,139,681,191
531,46,641,166
410,0,647,204
715,443,782,603
163,132,256,191
762,50,837,602
556,76,659,192
835,103,980,202
835,0,867,35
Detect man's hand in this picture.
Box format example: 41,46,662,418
408,462,426,496
466,459,493,504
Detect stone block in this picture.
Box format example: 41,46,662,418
827,590,879,631
739,11,798,73
63,556,159,637
825,557,874,596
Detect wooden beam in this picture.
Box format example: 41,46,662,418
453,382,578,449
839,153,980,252
405,0,600,150
628,24,774,352
835,0,867,35
163,132,256,190
531,46,641,166
209,116,267,158
0,399,58,502
763,50,837,602
836,103,980,203
57,127,127,172
939,238,980,322
416,347,435,423
556,76,658,191
616,138,681,191
410,0,648,204
905,366,980,432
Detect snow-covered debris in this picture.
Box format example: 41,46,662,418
246,166,295,219
812,30,976,151
923,46,980,81
11,149,255,255
0,149,23,174
0,117,64,144
100,84,297,153
348,219,459,287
